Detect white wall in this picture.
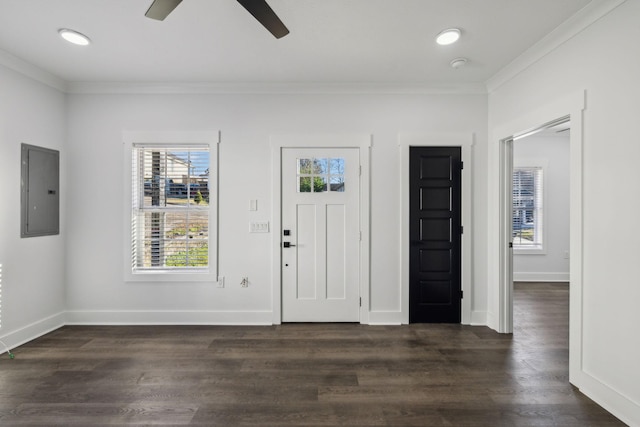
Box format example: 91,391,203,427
488,1,640,424
64,93,488,325
513,133,570,282
0,65,67,347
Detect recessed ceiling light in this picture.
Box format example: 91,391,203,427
436,28,461,46
450,58,468,69
58,28,91,46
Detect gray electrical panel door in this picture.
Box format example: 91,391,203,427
21,143,59,237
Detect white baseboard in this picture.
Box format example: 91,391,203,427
0,311,66,350
576,370,640,427
513,272,570,282
367,311,403,325
65,310,274,325
486,310,499,332
470,310,487,326
367,311,487,326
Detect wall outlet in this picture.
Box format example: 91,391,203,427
217,276,225,288
240,277,249,287
564,251,570,259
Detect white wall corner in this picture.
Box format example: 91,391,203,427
485,0,627,93
470,311,487,326
0,48,66,92
576,371,640,427
0,312,66,351
486,310,498,332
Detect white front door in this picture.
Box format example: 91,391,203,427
281,148,360,322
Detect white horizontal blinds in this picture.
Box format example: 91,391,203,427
512,167,543,247
132,144,210,272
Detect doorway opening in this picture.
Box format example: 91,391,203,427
495,91,585,385
500,115,571,332
510,120,571,369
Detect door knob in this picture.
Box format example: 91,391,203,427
283,242,296,248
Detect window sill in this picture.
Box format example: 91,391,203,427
125,269,216,283
513,246,546,255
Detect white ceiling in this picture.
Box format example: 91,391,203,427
0,0,593,88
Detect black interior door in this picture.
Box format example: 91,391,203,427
409,146,462,323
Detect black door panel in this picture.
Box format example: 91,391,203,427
410,147,462,323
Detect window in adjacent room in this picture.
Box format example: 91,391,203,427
125,133,218,282
512,166,544,251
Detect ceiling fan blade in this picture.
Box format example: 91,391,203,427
145,0,183,21
237,0,289,39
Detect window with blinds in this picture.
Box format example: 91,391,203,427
512,167,543,250
131,145,210,273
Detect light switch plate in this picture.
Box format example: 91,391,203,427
250,221,269,233
249,199,258,211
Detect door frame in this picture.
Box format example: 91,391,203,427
399,133,474,325
270,134,372,325
490,90,585,386
499,115,570,334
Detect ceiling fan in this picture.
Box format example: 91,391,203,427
145,0,289,39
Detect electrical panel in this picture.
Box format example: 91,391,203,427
21,143,60,238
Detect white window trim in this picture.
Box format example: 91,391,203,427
123,131,219,282
513,158,547,255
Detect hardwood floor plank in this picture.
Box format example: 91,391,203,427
191,402,387,426
2,402,198,425
0,283,625,426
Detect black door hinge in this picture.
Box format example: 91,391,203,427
359,297,362,307
460,161,464,170
460,226,464,234
460,290,464,299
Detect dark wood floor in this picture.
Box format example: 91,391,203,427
0,284,625,426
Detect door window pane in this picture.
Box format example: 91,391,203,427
299,176,312,192
297,157,346,193
315,158,328,174
330,176,345,192
330,158,344,175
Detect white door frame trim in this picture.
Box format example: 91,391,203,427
398,133,475,325
270,134,372,325
489,90,585,386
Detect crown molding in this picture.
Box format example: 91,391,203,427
0,49,66,92
485,0,627,93
65,81,487,95
0,47,487,96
